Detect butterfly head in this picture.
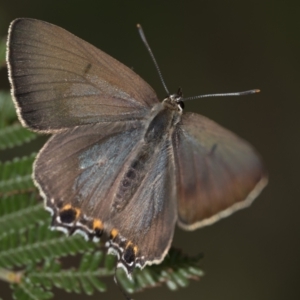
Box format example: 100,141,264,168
163,88,185,112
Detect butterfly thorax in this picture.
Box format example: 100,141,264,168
144,97,182,142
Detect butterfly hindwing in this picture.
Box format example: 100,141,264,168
173,112,268,230
7,18,159,132
34,117,177,274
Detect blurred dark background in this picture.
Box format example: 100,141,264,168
0,1,299,299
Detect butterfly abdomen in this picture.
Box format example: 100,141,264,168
114,145,153,210
113,105,179,211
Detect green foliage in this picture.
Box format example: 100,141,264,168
0,153,36,194
0,124,38,150
12,281,54,300
0,91,16,128
26,253,110,295
117,248,204,294
0,224,95,269
0,193,45,234
0,90,38,149
0,42,203,300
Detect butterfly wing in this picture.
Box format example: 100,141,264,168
35,120,177,274
7,18,158,132
173,112,268,230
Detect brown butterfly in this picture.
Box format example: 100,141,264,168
7,18,268,276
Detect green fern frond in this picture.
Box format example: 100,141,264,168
0,192,45,234
0,124,38,150
0,91,16,128
0,153,36,195
78,250,105,272
12,281,54,300
117,248,204,293
0,225,96,269
28,252,110,295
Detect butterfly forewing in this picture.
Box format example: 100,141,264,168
173,112,268,230
7,18,159,132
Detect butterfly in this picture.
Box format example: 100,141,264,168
7,18,268,276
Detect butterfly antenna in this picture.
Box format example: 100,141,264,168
114,267,133,300
183,89,260,101
137,24,170,96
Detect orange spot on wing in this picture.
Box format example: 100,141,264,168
93,219,103,230
110,228,119,239
62,204,72,210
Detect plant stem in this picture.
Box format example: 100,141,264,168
0,268,22,283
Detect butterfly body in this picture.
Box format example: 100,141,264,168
113,97,181,211
7,18,268,276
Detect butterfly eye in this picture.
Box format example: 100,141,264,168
178,101,185,110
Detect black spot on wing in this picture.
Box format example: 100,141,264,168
59,208,77,223
83,63,92,75
209,143,218,156
123,245,135,264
